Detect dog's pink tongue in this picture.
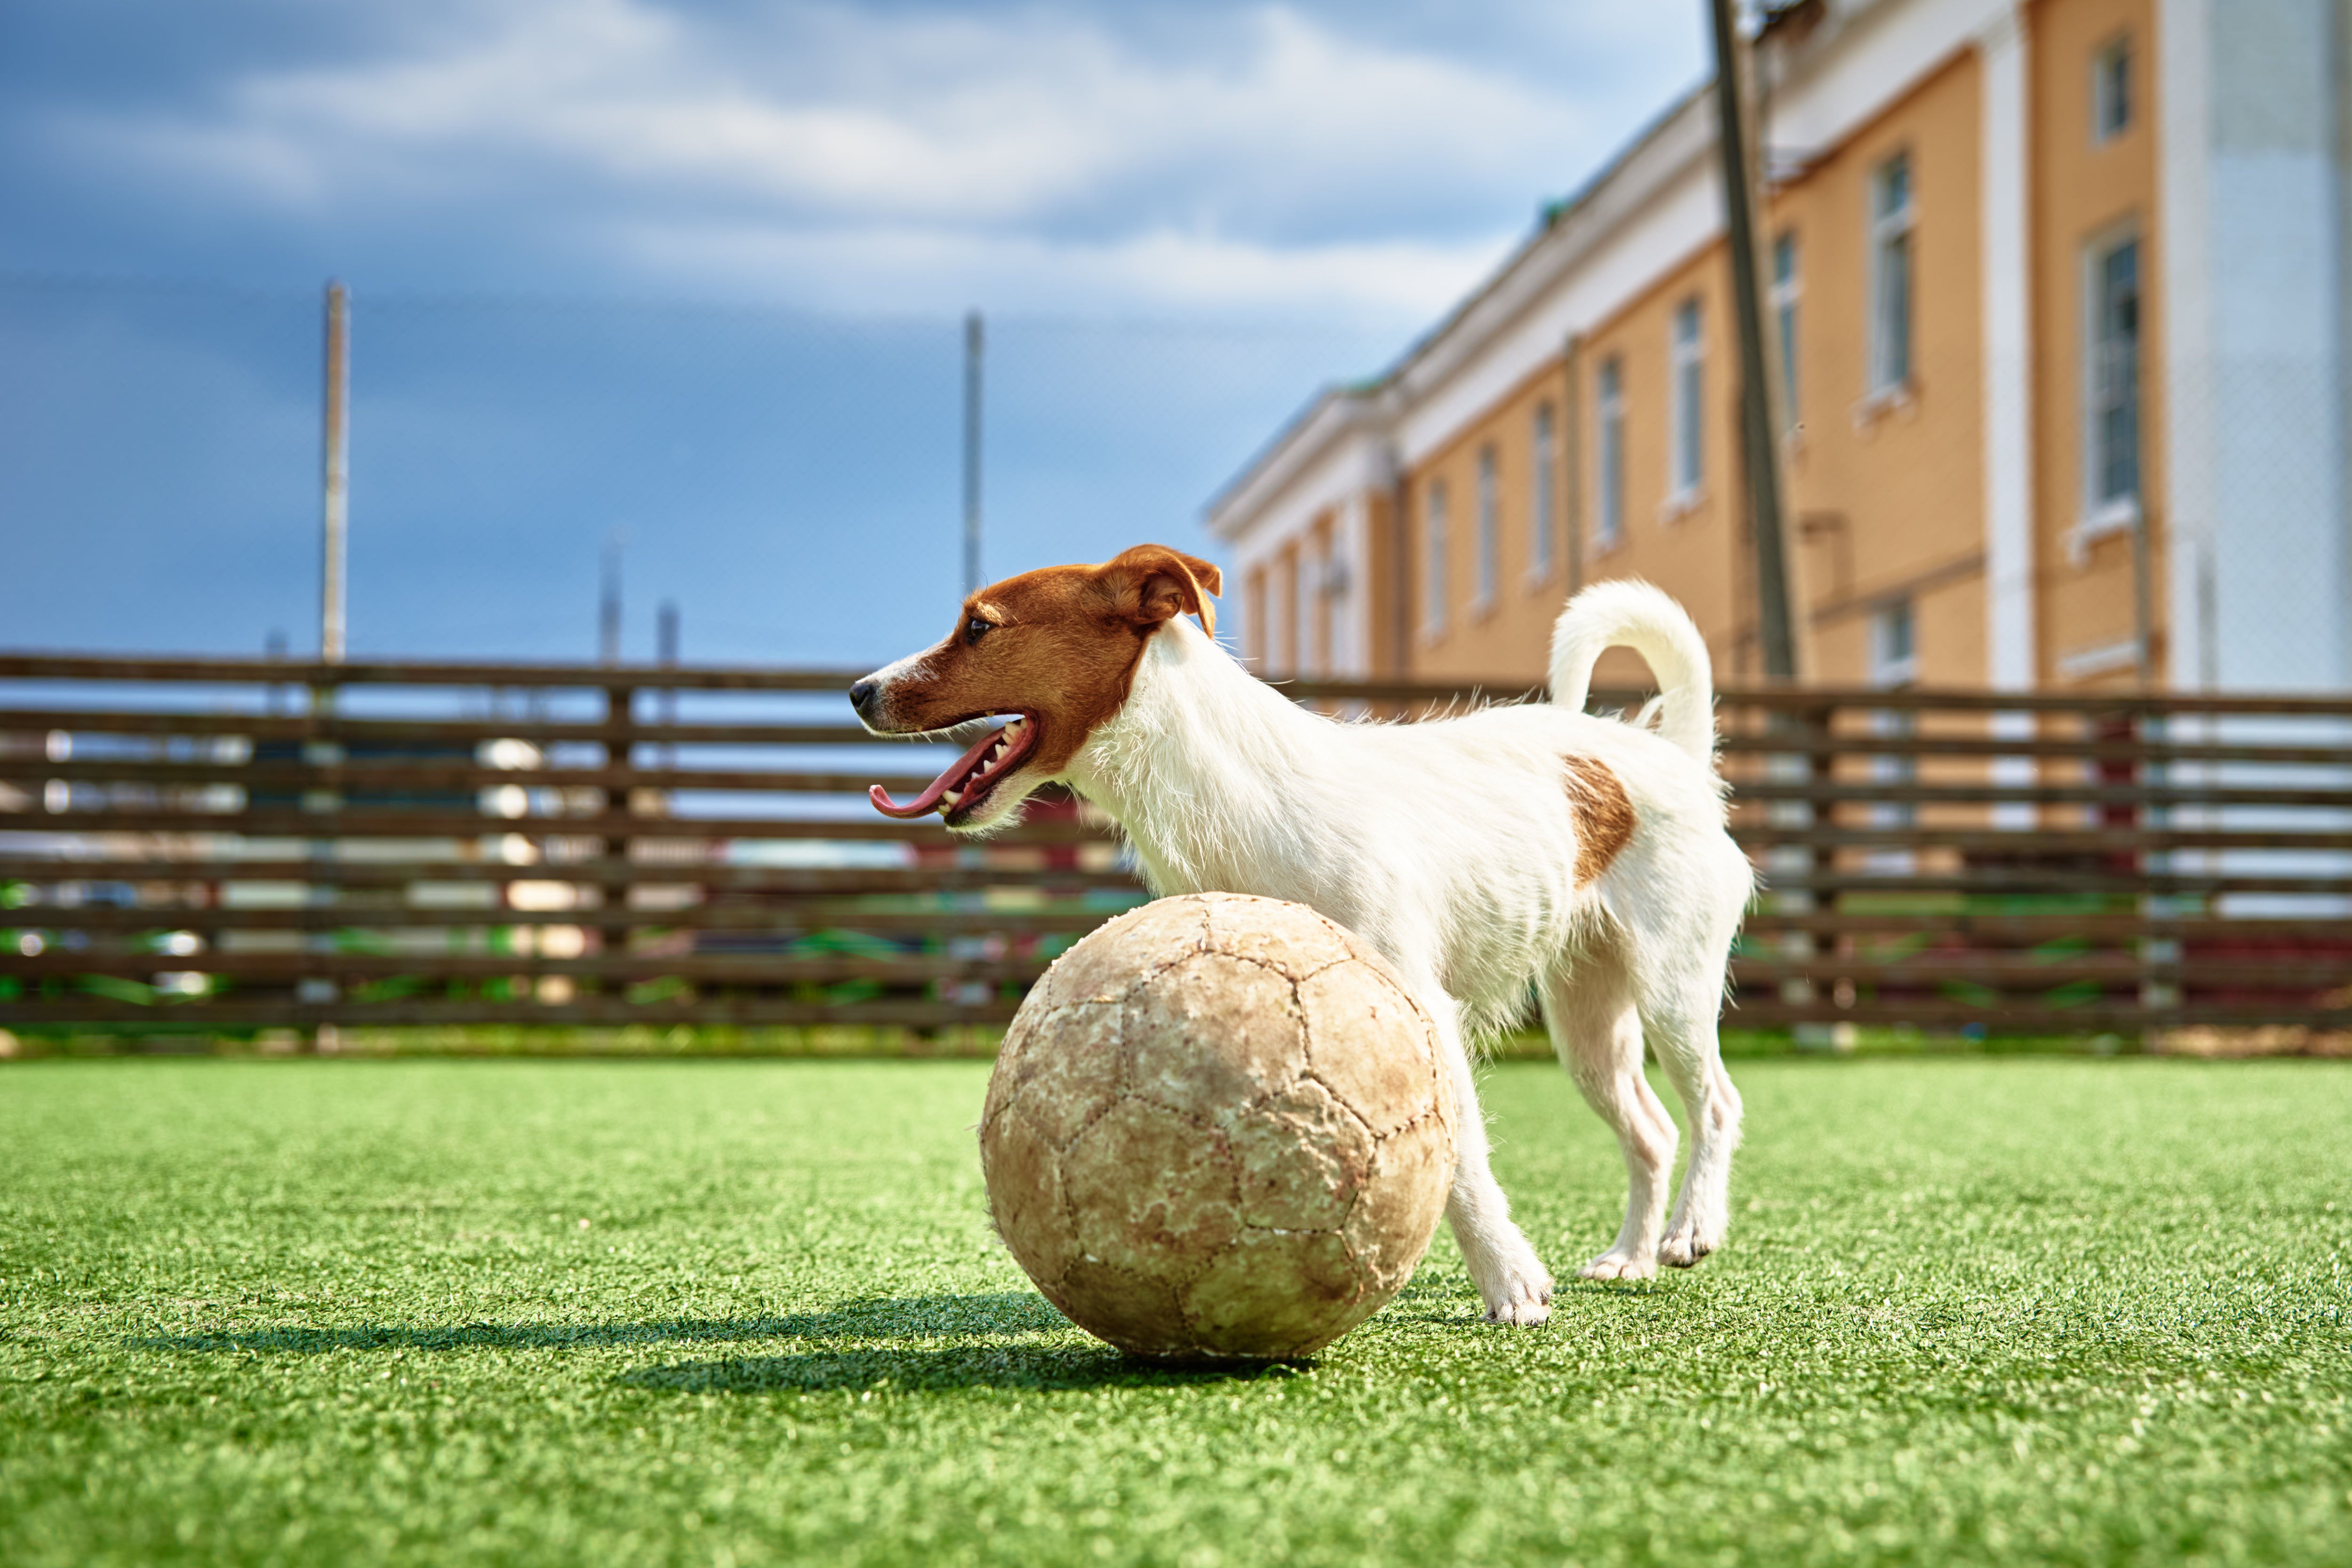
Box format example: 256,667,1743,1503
868,725,1003,819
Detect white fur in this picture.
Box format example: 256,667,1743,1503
1050,582,1756,1321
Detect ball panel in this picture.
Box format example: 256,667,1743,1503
1000,1001,1123,1149
1061,1098,1241,1285
1347,1111,1457,1294
1297,961,1439,1137
1122,953,1307,1118
1053,1257,1193,1357
1228,1078,1373,1231
980,1103,1076,1289
981,1006,1038,1136
1036,898,1210,1007
1178,1228,1369,1359
1200,892,1360,980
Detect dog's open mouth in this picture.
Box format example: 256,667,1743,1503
868,715,1039,825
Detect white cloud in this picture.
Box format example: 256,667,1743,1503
617,217,1517,321
43,0,1700,316
128,1,1583,218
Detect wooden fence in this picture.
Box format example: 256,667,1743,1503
3,653,2348,1043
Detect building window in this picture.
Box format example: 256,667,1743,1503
2087,232,2142,514
1472,446,1499,612
1531,403,1557,582
1869,599,1918,853
1871,599,1919,686
1669,298,1703,501
1771,231,1800,428
1422,477,1448,635
1295,538,1319,677
1868,153,1915,394
1595,358,1625,549
1316,525,1349,673
2093,36,2131,143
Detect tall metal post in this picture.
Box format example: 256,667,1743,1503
1708,0,1798,679
963,310,984,596
320,281,350,664
657,599,680,773
600,532,624,665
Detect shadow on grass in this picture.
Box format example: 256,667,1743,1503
133,1291,1070,1355
620,1345,1296,1394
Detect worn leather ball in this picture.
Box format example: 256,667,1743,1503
979,892,1457,1360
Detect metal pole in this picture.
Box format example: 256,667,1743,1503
963,310,984,596
600,532,624,665
1708,0,1798,679
320,281,350,664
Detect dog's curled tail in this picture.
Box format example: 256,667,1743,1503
1548,578,1717,765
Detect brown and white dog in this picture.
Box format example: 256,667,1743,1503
852,544,1753,1323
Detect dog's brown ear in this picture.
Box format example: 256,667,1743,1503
1100,544,1221,637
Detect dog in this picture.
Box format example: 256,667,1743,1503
851,544,1753,1324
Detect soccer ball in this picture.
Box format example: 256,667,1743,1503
979,892,1457,1360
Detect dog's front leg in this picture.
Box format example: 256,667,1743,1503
1419,988,1553,1326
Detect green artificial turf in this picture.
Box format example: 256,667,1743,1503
2,1059,2347,1567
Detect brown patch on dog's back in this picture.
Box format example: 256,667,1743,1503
1562,756,1635,884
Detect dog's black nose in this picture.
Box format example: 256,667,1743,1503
848,678,879,718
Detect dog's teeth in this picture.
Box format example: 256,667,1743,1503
942,789,961,807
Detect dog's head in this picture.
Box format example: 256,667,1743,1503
851,543,1222,832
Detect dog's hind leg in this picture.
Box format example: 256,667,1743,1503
1420,987,1554,1326
1638,963,1744,1270
1542,933,1676,1281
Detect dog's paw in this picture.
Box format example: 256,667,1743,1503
1481,1270,1554,1326
1577,1248,1656,1282
1658,1214,1722,1270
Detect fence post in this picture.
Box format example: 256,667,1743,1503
600,683,635,1012
2136,707,2179,1046
1790,700,1851,1047
303,675,343,1052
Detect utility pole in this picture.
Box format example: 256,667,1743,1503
1708,0,1798,679
599,531,625,665
963,310,984,597
320,280,350,663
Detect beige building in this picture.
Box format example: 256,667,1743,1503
1208,0,2352,695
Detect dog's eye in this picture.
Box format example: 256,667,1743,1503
964,617,994,645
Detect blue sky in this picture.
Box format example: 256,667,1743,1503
0,0,1704,666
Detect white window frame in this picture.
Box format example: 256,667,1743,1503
1529,403,1556,584
2092,34,2131,144
1771,231,1800,430
1867,153,1916,398
1422,477,1448,637
1320,530,1353,673
1868,598,1919,862
1472,445,1499,613
1295,536,1320,677
1594,358,1625,550
1668,297,1704,507
2074,222,2144,554
1870,598,1920,687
